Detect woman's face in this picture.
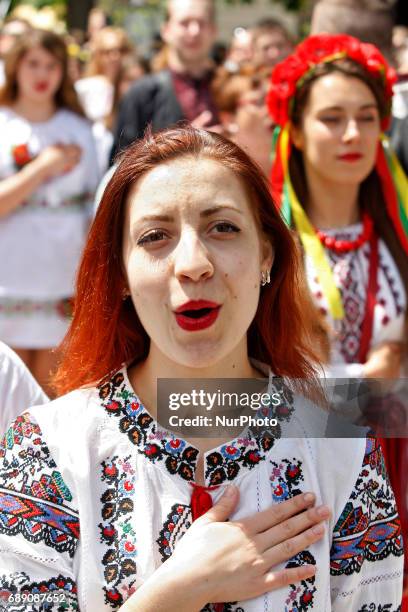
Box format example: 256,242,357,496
122,157,273,369
16,46,63,103
96,32,125,79
291,72,381,188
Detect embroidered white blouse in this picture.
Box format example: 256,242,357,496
0,366,403,611
304,224,407,377
0,107,100,301
0,341,48,436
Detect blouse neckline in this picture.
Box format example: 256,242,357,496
98,364,285,487
3,105,64,126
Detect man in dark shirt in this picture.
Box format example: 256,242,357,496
391,116,408,176
111,0,218,160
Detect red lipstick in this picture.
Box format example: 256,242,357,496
174,300,221,332
34,82,48,92
338,153,363,162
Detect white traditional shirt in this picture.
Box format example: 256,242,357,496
0,366,403,611
0,107,100,301
0,341,48,435
304,224,407,377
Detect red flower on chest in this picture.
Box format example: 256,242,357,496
12,143,33,168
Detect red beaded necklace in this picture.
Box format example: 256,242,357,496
315,212,374,253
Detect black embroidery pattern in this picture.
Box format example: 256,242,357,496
204,378,295,486
205,431,274,486
0,414,79,557
99,455,137,609
156,503,191,562
99,372,198,482
0,572,78,611
268,456,316,610
100,369,297,487
330,437,403,576
200,605,245,611
358,605,401,612
285,551,317,611
269,458,304,503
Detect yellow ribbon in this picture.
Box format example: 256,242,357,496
280,124,345,320
381,134,408,217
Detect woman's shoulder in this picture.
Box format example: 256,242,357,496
29,384,102,433
4,383,113,484
0,106,18,123
0,342,48,435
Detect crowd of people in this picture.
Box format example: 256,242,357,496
0,0,407,610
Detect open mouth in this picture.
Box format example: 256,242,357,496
180,307,213,319
174,306,221,331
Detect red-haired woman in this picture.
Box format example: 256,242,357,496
268,33,408,600
0,29,99,396
0,127,402,610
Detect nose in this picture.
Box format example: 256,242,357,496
343,118,360,142
187,20,201,37
173,229,214,283
268,46,280,59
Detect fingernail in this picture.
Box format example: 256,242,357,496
316,505,330,518
303,493,315,504
312,523,325,535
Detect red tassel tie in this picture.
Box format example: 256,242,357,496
190,484,224,612
190,482,218,521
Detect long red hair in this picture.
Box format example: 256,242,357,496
53,126,324,396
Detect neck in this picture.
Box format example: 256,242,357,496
12,96,57,123
128,340,260,417
167,48,211,78
304,167,361,229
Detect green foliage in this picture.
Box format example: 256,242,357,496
217,0,304,10
7,0,66,15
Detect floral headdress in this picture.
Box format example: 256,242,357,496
267,33,408,320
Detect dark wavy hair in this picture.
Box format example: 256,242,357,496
289,58,408,314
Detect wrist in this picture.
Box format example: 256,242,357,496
26,157,49,183
120,560,209,612
155,559,210,607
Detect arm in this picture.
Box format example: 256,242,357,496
110,78,154,163
0,145,82,218
0,413,80,606
0,413,331,611
324,341,403,380
120,490,330,611
0,342,48,436
330,436,404,610
0,157,48,217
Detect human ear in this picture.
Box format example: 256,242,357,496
261,236,274,273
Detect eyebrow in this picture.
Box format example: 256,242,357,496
137,205,244,223
318,104,378,112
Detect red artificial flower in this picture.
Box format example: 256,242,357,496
12,143,32,167
267,33,394,127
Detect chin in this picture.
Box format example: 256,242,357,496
170,339,231,370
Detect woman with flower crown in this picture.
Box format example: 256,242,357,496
0,29,99,397
268,32,408,595
0,124,402,611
